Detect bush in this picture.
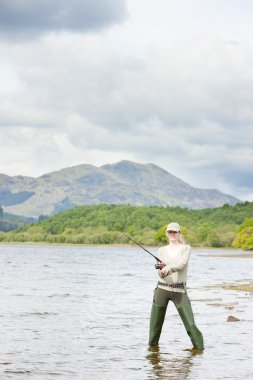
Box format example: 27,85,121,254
217,224,238,247
207,230,221,247
154,225,167,244
232,218,253,250
232,226,253,250
30,233,46,242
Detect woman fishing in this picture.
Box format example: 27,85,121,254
149,222,204,350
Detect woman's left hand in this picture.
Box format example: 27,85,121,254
160,267,170,277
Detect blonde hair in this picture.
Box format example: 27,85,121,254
178,232,186,244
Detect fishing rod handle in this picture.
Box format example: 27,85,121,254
155,262,166,269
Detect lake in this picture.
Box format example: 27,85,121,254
0,244,252,379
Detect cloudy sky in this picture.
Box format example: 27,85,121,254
0,0,253,201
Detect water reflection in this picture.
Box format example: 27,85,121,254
146,345,201,380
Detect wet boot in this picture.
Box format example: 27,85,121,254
177,302,204,350
149,303,167,346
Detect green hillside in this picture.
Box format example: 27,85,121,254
1,202,253,249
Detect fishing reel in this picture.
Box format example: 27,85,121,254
155,262,165,270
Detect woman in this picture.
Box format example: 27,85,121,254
149,222,204,350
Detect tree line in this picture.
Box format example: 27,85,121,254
0,202,252,249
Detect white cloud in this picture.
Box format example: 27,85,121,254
0,1,253,201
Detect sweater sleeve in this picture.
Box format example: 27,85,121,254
168,245,191,275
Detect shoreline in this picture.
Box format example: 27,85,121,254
0,241,252,255
203,253,253,258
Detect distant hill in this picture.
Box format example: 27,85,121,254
0,160,240,218
0,206,34,232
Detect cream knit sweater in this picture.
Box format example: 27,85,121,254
157,243,191,293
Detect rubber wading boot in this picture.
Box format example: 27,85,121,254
149,303,167,346
178,303,204,350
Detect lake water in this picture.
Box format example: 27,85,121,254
0,244,252,380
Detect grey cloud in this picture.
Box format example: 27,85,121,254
190,159,253,201
209,159,253,190
0,33,253,200
0,0,127,38
7,35,252,136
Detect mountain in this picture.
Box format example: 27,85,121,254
0,160,240,218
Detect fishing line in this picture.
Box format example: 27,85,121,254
120,232,162,264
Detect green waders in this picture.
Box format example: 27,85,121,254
149,303,167,346
177,299,204,350
149,287,204,350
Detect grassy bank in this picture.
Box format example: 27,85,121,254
223,284,253,292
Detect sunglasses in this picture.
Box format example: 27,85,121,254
167,230,179,234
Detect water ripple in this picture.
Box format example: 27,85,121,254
0,245,252,379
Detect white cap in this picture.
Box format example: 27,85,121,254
166,222,181,232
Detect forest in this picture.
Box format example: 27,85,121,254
0,202,252,249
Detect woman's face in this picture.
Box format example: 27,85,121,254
167,230,180,243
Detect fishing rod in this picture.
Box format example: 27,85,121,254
121,232,163,268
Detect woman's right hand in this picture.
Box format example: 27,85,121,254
160,266,170,277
